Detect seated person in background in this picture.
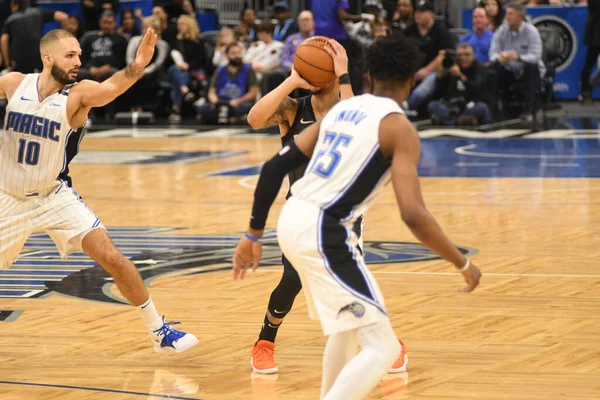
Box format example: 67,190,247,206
402,0,455,115
427,43,492,126
273,1,298,42
235,7,257,47
213,27,245,68
61,14,83,40
78,11,128,83
152,5,178,46
345,0,386,49
460,6,493,64
243,20,284,84
489,1,545,118
391,0,415,32
483,0,504,32
167,15,208,121
261,10,315,95
196,43,259,124
126,16,169,112
117,8,141,41
80,0,118,31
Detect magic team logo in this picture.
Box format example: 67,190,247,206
532,15,577,73
1,227,477,304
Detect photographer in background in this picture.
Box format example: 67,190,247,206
427,43,492,126
402,0,455,116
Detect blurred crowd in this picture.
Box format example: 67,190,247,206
0,0,597,126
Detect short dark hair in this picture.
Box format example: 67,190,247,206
40,29,75,50
505,1,526,16
100,10,116,20
225,42,241,54
364,32,422,85
256,20,275,34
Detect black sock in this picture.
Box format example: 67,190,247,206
258,314,282,343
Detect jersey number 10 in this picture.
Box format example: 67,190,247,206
309,131,353,178
17,139,41,166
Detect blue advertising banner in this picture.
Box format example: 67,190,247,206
462,6,599,100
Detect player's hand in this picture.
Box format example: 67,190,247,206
232,235,263,280
134,28,158,69
458,261,481,293
288,66,318,91
324,39,349,78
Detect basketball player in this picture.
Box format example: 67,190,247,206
246,39,407,375
232,32,481,399
0,29,198,353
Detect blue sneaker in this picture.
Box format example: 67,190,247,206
151,316,199,353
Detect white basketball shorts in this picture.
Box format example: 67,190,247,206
277,196,387,336
0,182,105,269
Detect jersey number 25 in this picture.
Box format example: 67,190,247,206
309,131,352,178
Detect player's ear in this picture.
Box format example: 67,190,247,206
409,75,417,89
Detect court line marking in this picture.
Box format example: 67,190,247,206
0,380,200,400
258,269,600,279
456,144,600,159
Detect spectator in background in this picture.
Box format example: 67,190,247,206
162,0,186,20
235,8,257,47
261,10,315,95
61,14,83,40
213,27,246,67
78,11,128,82
80,0,118,31
153,5,178,46
168,15,208,122
484,0,504,32
312,0,373,95
403,0,455,115
460,7,493,64
272,1,298,42
243,20,284,83
490,1,544,118
579,0,599,104
118,8,141,41
126,16,168,112
182,0,196,18
391,0,414,32
1,0,68,73
346,0,387,49
428,43,492,125
196,43,259,124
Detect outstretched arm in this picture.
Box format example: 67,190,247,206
232,120,322,279
75,28,158,108
379,113,481,292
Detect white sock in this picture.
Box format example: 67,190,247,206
138,297,163,331
322,317,400,400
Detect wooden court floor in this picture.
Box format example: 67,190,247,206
1,131,599,399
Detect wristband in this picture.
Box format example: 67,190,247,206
244,232,261,242
338,73,351,85
457,257,470,272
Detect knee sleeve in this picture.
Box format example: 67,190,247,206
267,254,303,318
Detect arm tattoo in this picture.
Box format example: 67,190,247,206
124,63,144,80
266,97,295,126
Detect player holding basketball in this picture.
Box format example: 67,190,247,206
233,33,481,399
245,38,407,374
0,29,198,352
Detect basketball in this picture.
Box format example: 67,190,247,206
293,36,337,88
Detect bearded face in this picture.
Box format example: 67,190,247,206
51,63,77,85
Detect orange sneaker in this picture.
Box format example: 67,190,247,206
388,339,408,373
251,340,279,374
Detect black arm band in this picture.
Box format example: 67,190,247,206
250,142,311,230
338,73,351,85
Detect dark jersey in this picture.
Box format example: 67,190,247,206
281,95,316,198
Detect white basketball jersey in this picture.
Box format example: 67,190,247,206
291,94,404,222
0,74,83,199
